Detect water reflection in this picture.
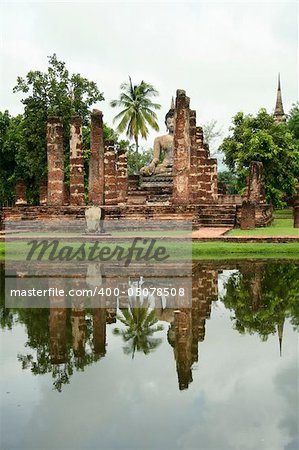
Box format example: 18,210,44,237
113,299,164,358
0,261,298,393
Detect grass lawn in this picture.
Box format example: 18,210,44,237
1,241,298,261
228,208,298,237
192,242,299,260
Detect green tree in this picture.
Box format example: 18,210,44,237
217,170,239,194
110,77,161,152
219,109,299,207
203,119,222,156
12,54,104,202
287,102,299,141
0,111,25,205
127,148,152,175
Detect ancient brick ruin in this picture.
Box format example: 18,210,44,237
3,89,272,229
239,161,272,229
69,116,85,206
47,117,64,206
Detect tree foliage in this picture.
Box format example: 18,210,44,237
8,54,104,203
287,102,299,141
219,109,299,207
203,119,222,156
0,111,23,205
111,77,161,152
217,171,239,194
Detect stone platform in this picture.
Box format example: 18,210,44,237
1,204,238,229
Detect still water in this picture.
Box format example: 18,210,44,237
0,261,298,450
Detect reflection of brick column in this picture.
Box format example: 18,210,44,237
71,298,86,357
89,109,104,205
192,267,218,342
70,116,85,206
174,310,193,390
104,141,118,205
47,117,64,206
93,308,106,357
117,149,128,204
39,179,47,205
49,280,67,364
15,179,27,205
173,90,190,205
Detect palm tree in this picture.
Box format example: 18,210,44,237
110,77,161,152
113,299,163,358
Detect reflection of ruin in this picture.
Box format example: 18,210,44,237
163,267,218,390
2,259,298,392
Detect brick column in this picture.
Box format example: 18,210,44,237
15,179,27,205
47,117,64,206
104,141,118,205
70,115,85,206
247,161,266,204
188,110,198,203
89,109,104,205
117,149,128,204
240,200,256,229
172,90,190,205
39,179,47,205
294,195,299,228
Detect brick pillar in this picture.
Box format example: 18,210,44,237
104,141,118,205
240,200,256,229
117,149,128,204
63,185,70,206
89,109,104,205
247,161,266,204
15,179,27,205
47,117,64,206
188,110,198,204
294,198,299,228
70,115,85,206
39,179,47,205
172,90,190,205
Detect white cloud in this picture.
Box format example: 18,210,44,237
0,1,297,165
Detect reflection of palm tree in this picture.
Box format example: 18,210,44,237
113,299,163,358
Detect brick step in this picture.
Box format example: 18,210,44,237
147,194,171,201
198,208,236,213
199,213,235,218
127,190,147,196
199,225,234,228
200,217,235,222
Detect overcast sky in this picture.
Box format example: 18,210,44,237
0,1,298,160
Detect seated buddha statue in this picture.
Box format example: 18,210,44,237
140,103,175,177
